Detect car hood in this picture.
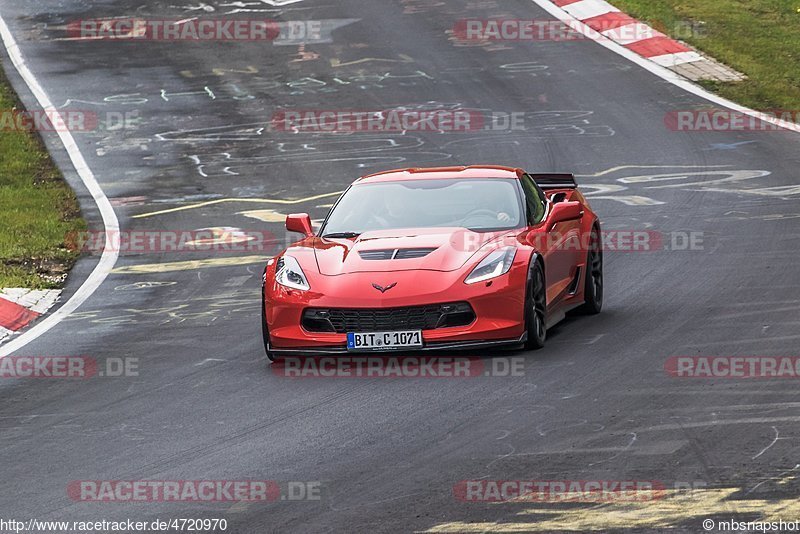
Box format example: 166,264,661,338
313,227,513,276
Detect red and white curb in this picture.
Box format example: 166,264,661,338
550,0,744,82
0,289,61,344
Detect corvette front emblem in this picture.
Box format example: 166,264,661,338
372,282,397,293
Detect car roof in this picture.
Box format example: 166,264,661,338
356,165,524,183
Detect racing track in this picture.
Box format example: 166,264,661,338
1,0,800,532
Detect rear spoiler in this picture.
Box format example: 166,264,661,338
530,173,577,190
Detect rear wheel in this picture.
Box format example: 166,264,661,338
524,262,547,350
578,229,603,315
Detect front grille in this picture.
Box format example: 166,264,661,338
358,248,437,260
302,302,475,333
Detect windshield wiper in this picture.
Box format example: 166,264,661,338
322,232,361,239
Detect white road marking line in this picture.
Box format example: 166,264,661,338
0,15,120,357
529,0,800,133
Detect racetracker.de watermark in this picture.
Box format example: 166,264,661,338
0,110,96,132
665,110,800,131
0,356,138,379
453,19,706,42
271,109,527,133
450,230,704,253
67,229,278,255
0,109,140,132
67,18,283,41
453,480,666,502
67,480,321,502
666,356,800,378
271,356,525,378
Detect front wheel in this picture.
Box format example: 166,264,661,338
524,262,547,350
577,229,603,315
261,285,279,362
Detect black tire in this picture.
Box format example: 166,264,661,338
524,261,547,350
577,228,603,315
261,284,279,362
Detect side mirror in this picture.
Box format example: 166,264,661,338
548,201,583,228
286,213,314,237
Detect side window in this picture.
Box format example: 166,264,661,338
520,174,547,225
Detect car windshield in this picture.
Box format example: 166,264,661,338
321,178,524,236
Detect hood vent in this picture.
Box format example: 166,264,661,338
358,248,437,261
395,248,437,259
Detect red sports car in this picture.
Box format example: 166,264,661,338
261,165,602,360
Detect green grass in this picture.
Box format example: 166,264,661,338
0,64,85,289
609,0,800,111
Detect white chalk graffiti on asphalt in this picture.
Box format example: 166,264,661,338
176,0,306,13
63,289,259,326
173,135,451,175
618,169,791,196
114,281,178,291
578,166,785,205
149,109,615,176
258,0,305,5
400,0,446,15
579,184,664,206
58,70,437,108
499,62,550,73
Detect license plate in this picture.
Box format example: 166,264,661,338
347,330,423,351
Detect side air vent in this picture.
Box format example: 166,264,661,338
567,267,582,295
358,248,437,260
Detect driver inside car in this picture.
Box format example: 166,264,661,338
369,189,413,230
482,188,514,223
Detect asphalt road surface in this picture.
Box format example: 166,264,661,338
1,0,800,532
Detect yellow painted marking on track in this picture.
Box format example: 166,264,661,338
238,209,286,223
110,255,271,274
330,53,413,67
426,486,800,532
211,66,259,76
131,191,343,219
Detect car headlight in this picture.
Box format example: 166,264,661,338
276,255,310,291
464,247,517,284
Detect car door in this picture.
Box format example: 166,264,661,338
519,174,580,307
